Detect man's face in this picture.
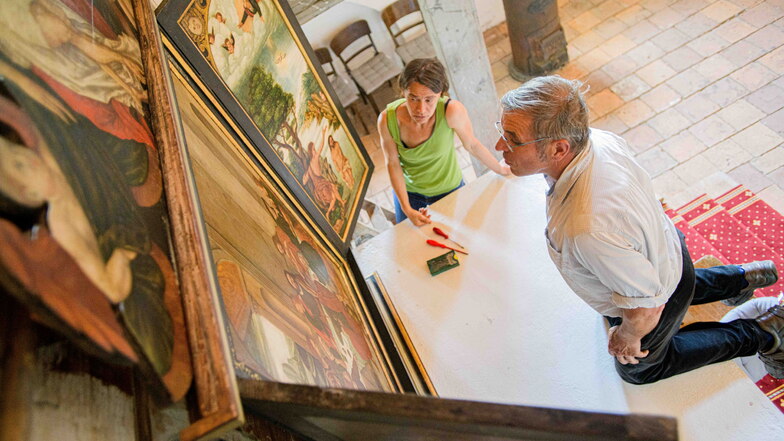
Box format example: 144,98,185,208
403,82,440,124
495,112,550,177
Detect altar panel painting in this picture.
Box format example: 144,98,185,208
0,0,190,401
169,67,392,392
159,0,371,248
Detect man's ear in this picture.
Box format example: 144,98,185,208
551,139,572,161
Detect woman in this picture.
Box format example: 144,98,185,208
378,58,509,225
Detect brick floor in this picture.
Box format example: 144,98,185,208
355,0,783,237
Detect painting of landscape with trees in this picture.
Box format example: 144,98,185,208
158,0,371,250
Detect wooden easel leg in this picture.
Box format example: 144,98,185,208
0,302,35,441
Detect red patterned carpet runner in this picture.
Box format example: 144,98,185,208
668,185,784,413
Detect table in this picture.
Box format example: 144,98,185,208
355,173,784,440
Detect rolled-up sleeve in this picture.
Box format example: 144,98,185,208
571,232,670,309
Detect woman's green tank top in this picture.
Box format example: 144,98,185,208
386,96,463,196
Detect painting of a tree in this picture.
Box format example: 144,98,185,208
301,72,338,130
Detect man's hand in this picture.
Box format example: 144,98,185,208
406,207,431,226
607,325,648,365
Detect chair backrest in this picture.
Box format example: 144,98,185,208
330,20,378,70
315,48,336,77
382,0,425,47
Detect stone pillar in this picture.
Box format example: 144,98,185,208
419,0,502,176
502,0,568,81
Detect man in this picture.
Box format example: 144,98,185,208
496,75,784,383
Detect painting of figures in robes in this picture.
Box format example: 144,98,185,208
169,65,393,392
158,0,372,251
0,0,191,401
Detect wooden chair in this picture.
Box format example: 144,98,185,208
315,47,368,134
330,20,402,114
382,0,436,64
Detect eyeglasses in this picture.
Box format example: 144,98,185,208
494,121,550,152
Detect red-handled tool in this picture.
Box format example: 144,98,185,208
427,239,469,255
432,227,465,249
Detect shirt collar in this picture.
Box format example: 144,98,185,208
546,135,594,206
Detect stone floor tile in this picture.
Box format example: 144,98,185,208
704,138,753,172
569,10,602,34
739,2,784,28
675,93,721,123
661,46,704,73
714,17,758,43
676,13,719,38
671,0,712,16
622,19,661,44
651,28,690,52
601,33,638,58
616,4,653,26
594,17,629,39
692,171,741,199
652,170,690,202
721,40,768,68
752,147,784,174
768,167,784,190
636,147,678,177
557,62,590,81
625,42,666,67
667,69,711,97
715,99,766,131
583,70,615,94
649,7,685,30
648,108,692,138
746,24,784,53
761,108,784,136
591,114,630,134
623,123,665,153
491,55,512,82
486,38,512,63
579,47,614,72
611,74,652,100
571,30,606,53
701,77,748,107
637,59,677,87
699,0,743,23
729,62,778,92
745,83,784,114
688,114,737,146
595,0,628,20
567,44,583,61
758,185,784,214
728,163,774,193
659,131,709,162
730,122,784,157
640,84,682,113
601,55,639,81
672,152,719,183
495,76,522,99
587,88,625,118
759,46,784,73
693,53,737,83
615,99,655,128
642,0,675,13
687,31,731,57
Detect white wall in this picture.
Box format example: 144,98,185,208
474,0,506,31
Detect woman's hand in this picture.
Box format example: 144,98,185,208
405,207,432,226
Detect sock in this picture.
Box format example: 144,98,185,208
739,265,749,289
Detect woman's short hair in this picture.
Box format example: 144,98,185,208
398,58,449,95
500,76,590,155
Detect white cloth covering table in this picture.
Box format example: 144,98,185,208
355,173,784,440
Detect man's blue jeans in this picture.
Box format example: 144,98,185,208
393,181,464,223
606,230,772,384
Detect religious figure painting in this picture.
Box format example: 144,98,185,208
158,0,372,251
169,65,394,392
0,0,191,401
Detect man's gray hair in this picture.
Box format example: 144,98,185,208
500,76,590,155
